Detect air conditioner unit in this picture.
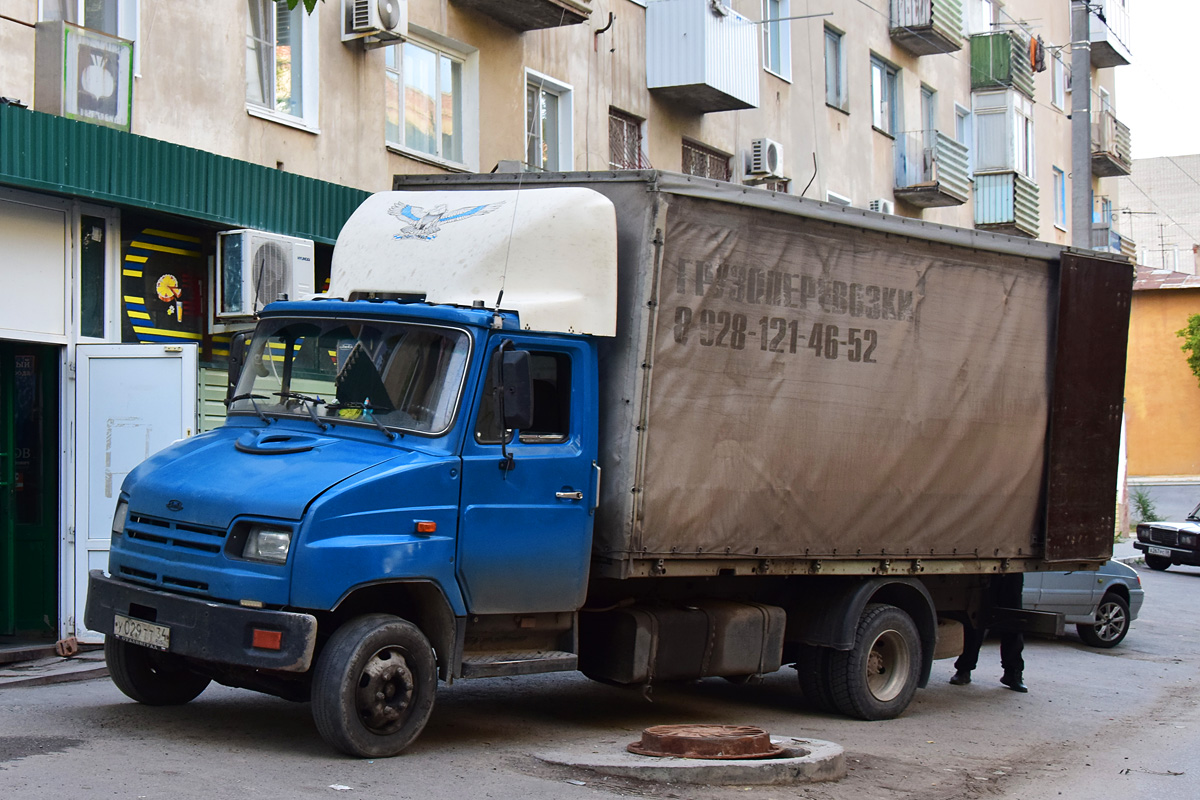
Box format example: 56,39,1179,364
341,0,407,45
869,198,895,215
748,138,784,178
216,230,315,319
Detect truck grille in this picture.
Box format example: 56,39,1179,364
125,514,226,553
1145,527,1179,547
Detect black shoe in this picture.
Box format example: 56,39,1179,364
949,670,971,686
1000,672,1028,693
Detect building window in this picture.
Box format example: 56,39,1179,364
955,103,973,173
609,108,646,169
1053,167,1066,230
1051,52,1066,110
762,0,791,80
525,71,573,172
246,0,318,128
965,0,995,34
44,0,140,69
386,35,479,168
870,56,900,135
824,26,846,110
973,90,1035,180
682,140,731,181
761,178,790,193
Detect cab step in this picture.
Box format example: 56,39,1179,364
460,650,577,678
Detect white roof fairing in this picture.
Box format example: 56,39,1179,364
331,187,618,337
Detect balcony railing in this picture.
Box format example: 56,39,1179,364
889,0,964,56
451,0,591,32
974,171,1039,239
646,0,759,113
970,32,1034,99
893,130,970,207
1089,0,1131,68
1091,109,1132,177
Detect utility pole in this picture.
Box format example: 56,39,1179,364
1070,1,1092,249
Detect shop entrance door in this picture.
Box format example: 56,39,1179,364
0,342,60,638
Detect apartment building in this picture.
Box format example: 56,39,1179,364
0,0,1133,649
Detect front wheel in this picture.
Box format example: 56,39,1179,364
1144,553,1171,571
1077,592,1130,648
311,614,437,758
829,604,921,721
104,636,211,705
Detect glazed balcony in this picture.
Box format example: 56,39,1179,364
451,0,591,32
893,130,970,208
890,0,964,56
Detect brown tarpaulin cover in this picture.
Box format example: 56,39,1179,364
634,196,1053,559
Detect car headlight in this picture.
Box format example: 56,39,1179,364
1135,524,1149,542
111,500,129,537
1180,532,1197,548
242,525,293,564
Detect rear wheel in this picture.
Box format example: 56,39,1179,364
1077,592,1130,648
829,604,921,720
1144,553,1171,571
104,636,211,706
311,614,437,758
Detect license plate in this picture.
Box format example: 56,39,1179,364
1148,546,1172,558
113,614,170,651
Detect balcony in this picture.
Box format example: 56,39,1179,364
1089,0,1131,68
970,32,1034,99
646,0,759,113
893,130,970,207
1092,108,1132,177
890,0,964,56
451,0,591,32
974,172,1039,238
1091,196,1136,256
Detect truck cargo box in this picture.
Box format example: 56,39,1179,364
392,172,1132,580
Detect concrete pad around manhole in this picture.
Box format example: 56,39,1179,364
537,736,845,786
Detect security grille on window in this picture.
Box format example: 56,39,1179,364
609,108,646,170
246,0,305,118
761,179,790,193
682,141,732,182
386,40,464,164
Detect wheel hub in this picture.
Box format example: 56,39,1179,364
865,629,910,703
356,646,415,733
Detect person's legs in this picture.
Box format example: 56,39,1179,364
999,630,1027,692
951,623,985,684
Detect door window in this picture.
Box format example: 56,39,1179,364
475,350,571,444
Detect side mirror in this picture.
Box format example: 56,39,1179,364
493,346,534,431
226,330,252,406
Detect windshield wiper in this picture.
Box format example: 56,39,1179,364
273,391,329,431
325,401,399,441
227,393,270,424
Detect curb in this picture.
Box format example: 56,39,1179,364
0,665,110,689
537,736,846,786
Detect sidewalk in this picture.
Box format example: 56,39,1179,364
0,648,107,689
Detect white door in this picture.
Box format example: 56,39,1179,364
72,344,197,641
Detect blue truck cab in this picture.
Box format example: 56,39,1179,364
86,187,616,757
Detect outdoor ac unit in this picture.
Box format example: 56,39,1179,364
216,230,315,319
341,0,407,44
869,198,896,215
748,138,784,178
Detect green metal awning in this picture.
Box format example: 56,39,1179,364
0,105,369,244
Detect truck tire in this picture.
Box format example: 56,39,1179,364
1144,553,1171,571
795,644,838,713
1077,592,1130,648
311,614,437,758
828,603,921,721
104,636,211,706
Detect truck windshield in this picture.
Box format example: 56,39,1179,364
228,318,471,436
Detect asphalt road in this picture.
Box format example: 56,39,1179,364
1,565,1197,800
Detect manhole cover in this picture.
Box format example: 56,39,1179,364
627,724,788,760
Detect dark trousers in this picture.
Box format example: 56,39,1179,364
954,573,1025,676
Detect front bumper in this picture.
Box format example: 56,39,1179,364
1133,541,1200,566
85,570,318,672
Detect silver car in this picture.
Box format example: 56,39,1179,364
1022,560,1144,648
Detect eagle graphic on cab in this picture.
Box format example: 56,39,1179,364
388,200,505,240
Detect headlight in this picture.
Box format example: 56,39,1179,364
112,500,129,537
1135,524,1149,542
1180,532,1197,548
242,525,293,564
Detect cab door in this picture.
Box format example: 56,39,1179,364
457,336,599,614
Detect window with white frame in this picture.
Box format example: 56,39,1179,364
525,71,573,172
246,0,318,129
1051,52,1066,110
964,0,995,34
762,0,791,80
870,56,900,135
824,26,846,110
385,34,478,169
972,90,1035,180
41,0,137,38
1053,167,1066,230
955,103,973,173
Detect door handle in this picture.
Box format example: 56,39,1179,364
556,491,583,500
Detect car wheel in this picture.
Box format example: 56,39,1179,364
1144,553,1171,571
828,604,921,720
1077,592,1130,648
104,636,211,705
311,614,437,758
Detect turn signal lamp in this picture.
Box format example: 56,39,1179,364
251,629,283,650
415,520,437,534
